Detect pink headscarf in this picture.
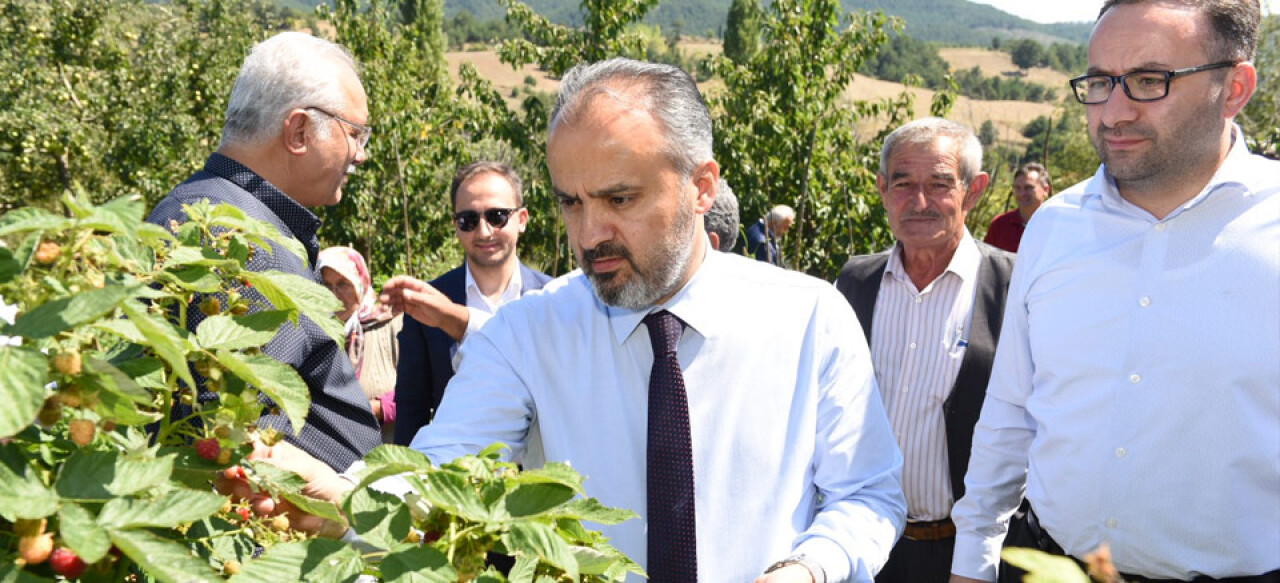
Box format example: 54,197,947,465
317,246,391,377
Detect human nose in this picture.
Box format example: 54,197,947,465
1096,82,1139,127
577,203,615,250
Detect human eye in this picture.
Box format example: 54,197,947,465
556,194,580,209
608,195,632,208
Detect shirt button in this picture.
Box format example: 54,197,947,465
1106,517,1118,528
909,342,917,349
902,386,910,393
1154,223,1167,231
1116,447,1127,458
1129,374,1141,384
914,297,923,304
1139,296,1151,307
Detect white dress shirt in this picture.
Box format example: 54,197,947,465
414,244,906,582
451,262,525,364
872,232,979,521
951,133,1280,580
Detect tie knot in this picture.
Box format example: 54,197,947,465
643,310,684,356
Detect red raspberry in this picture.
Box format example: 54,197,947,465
222,466,247,481
49,547,86,579
195,438,220,461
235,507,251,522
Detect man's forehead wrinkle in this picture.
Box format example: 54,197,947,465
557,79,654,131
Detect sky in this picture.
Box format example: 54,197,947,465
970,0,1279,24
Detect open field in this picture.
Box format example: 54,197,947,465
444,44,1061,145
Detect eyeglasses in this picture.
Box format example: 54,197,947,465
452,207,522,232
306,107,372,148
1069,61,1237,105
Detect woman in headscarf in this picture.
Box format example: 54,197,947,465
317,246,402,443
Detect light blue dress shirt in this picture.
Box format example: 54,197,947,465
952,133,1280,580
413,245,906,582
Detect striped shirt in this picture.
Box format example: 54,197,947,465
871,232,981,521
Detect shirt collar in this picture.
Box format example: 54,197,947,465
1086,124,1255,221
204,153,323,260
464,261,524,306
606,237,718,347
884,229,981,286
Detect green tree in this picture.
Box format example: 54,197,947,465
723,0,762,65
979,120,998,147
1009,38,1046,69
1242,14,1278,158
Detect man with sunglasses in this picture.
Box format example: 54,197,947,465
391,161,552,446
950,2,1279,582
146,32,381,471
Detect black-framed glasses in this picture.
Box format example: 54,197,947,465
452,207,522,232
1069,61,1237,104
306,106,372,148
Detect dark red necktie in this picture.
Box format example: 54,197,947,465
643,310,697,582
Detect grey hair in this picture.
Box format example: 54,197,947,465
549,58,713,178
221,32,360,147
766,204,795,226
704,179,741,252
879,117,984,185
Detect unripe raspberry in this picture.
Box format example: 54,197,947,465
223,559,241,575
58,385,84,408
18,532,54,565
199,297,222,317
37,396,62,426
271,515,290,532
214,425,231,439
33,241,61,265
49,547,87,579
52,352,82,376
69,419,96,447
216,447,232,465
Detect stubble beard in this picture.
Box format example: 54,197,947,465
581,202,697,310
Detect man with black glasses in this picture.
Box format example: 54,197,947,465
950,1,1279,582
390,161,551,446
147,32,382,471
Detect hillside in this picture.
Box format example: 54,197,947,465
278,0,1091,45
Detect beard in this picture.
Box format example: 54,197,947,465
1092,94,1225,190
580,202,698,310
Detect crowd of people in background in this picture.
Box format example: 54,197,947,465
150,0,1278,581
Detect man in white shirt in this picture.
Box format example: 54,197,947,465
261,57,906,583
390,161,552,445
950,1,1279,581
835,118,1015,583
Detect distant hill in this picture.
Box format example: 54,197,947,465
278,0,1092,46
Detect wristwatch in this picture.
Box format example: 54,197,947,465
763,553,826,583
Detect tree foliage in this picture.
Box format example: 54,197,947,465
1242,14,1279,158
723,0,762,65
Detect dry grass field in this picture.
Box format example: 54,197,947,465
443,44,1064,145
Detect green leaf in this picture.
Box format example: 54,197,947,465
505,482,576,517
0,346,48,438
80,194,144,235
507,555,538,583
418,469,492,523
159,265,223,293
6,283,141,339
0,561,57,582
113,233,156,273
245,270,345,347
503,522,579,580
346,487,412,550
120,301,196,390
228,538,363,583
1001,548,1092,583
510,462,586,494
164,246,238,269
548,498,639,526
94,388,164,426
213,350,310,433
137,222,177,247
58,502,112,563
0,207,70,237
379,544,456,583
242,461,346,525
109,529,220,583
0,247,19,282
113,357,167,389
93,318,147,343
354,444,433,487
0,445,59,520
99,488,227,530
55,450,174,500
195,311,287,351
84,357,151,403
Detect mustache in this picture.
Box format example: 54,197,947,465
581,242,634,273
903,210,942,220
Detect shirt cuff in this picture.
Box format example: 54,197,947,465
793,536,851,583
951,532,1000,582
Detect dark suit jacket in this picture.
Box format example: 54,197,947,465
834,241,1015,500
392,263,552,445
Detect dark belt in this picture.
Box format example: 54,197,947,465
903,517,955,541
1019,504,1280,583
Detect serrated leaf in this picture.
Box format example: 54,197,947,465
0,207,70,237
0,346,48,438
379,544,456,583
99,488,227,530
159,266,222,293
248,271,344,347
6,283,141,339
164,246,238,268
113,232,156,273
507,555,538,583
113,357,167,389
80,194,144,235
1001,548,1092,583
505,482,576,517
58,502,111,563
55,450,174,500
547,498,639,526
353,444,433,487
418,469,491,523
94,388,164,426
84,357,150,402
137,222,176,247
195,311,287,351
120,301,196,390
0,447,58,521
110,529,219,583
503,522,578,580
228,538,363,583
346,487,412,550
213,350,309,433
510,462,585,495
94,318,147,343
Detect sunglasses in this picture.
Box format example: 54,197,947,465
452,207,522,232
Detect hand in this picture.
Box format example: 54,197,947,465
370,399,383,422
753,564,814,583
380,276,469,341
214,440,355,537
949,576,989,583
